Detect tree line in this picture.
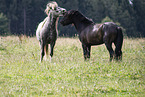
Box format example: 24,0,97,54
0,0,145,37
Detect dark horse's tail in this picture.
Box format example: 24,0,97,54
115,27,123,60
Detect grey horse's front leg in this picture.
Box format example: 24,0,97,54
40,42,45,62
50,42,56,61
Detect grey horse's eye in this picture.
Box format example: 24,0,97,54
56,10,59,13
54,7,57,10
49,7,52,9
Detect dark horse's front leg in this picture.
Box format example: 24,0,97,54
82,44,91,60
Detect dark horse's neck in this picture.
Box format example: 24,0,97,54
73,12,94,33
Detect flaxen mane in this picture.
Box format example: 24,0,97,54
45,1,58,15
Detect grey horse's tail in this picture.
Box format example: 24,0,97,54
115,27,123,60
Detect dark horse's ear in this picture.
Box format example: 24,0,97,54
69,10,78,15
73,10,86,22
73,10,79,15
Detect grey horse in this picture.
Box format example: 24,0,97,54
36,1,66,62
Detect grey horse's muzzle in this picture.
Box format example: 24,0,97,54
59,8,67,16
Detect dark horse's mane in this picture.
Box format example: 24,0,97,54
73,10,94,25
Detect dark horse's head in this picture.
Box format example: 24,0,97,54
60,10,76,26
60,10,94,26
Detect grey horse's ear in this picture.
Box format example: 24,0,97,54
63,11,67,15
49,7,52,9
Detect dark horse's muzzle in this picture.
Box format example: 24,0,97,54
60,19,65,26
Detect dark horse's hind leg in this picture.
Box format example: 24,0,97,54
82,44,91,60
114,42,122,60
103,35,114,61
105,42,114,61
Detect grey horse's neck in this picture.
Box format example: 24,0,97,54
49,12,58,30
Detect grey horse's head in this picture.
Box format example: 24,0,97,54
45,1,66,17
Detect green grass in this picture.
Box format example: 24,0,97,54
0,36,145,97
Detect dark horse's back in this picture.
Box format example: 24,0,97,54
85,22,123,46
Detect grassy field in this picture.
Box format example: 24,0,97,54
0,36,145,97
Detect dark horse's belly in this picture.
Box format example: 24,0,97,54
80,25,104,45
79,34,104,45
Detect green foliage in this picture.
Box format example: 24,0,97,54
0,36,145,96
101,16,113,23
0,13,9,35
133,0,145,37
0,0,145,37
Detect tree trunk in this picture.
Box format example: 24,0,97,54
24,7,26,35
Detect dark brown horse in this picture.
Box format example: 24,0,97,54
60,10,123,61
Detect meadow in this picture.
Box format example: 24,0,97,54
0,36,145,97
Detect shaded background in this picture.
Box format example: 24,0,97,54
0,0,145,37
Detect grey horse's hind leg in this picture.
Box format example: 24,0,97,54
44,44,49,61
